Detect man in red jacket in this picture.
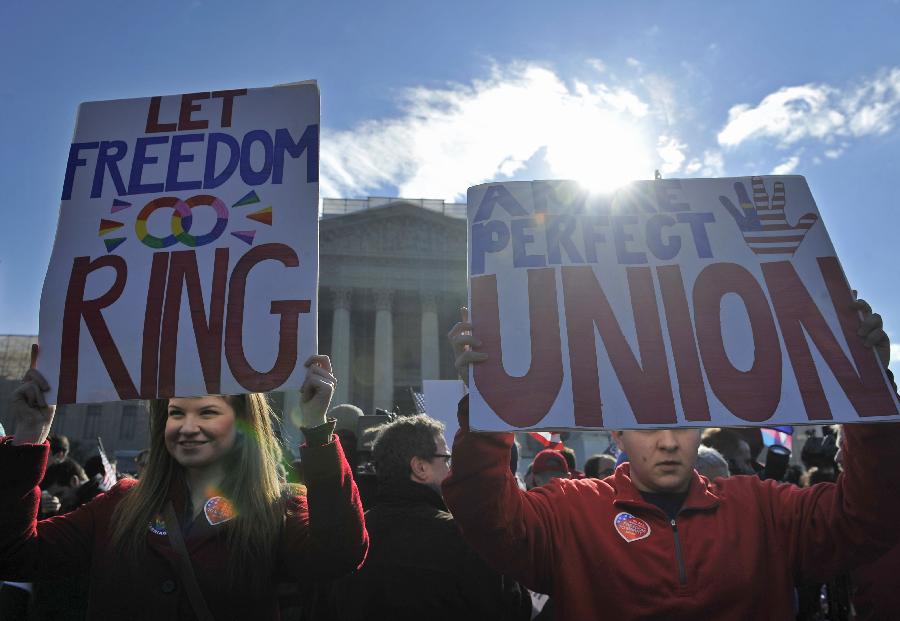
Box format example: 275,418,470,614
443,301,900,620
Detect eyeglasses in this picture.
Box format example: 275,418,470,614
431,453,452,466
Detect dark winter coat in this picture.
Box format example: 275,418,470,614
330,478,531,621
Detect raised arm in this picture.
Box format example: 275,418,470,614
280,355,368,581
441,309,570,594
772,297,900,580
0,358,99,581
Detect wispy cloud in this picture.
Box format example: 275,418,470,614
717,68,900,153
321,62,693,200
771,155,800,175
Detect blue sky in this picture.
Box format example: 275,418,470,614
2,0,899,368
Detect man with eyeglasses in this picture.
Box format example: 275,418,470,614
328,414,531,621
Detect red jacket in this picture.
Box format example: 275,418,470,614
442,398,900,620
0,436,368,620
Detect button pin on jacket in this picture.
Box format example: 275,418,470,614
614,512,651,542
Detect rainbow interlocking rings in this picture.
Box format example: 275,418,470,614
135,194,228,249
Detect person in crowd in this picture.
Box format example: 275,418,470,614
47,433,69,465
134,448,149,479
530,449,571,489
583,454,616,479
41,458,102,514
783,464,804,486
700,427,756,475
694,445,730,480
557,446,584,478
800,465,838,487
329,403,364,434
443,299,900,620
330,414,531,621
0,351,367,620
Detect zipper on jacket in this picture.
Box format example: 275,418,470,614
670,518,687,586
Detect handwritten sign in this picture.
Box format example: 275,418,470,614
39,83,319,405
466,178,900,431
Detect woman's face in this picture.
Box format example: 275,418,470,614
164,396,238,469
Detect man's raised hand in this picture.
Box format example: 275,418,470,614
447,307,487,388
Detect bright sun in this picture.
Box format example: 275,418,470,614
544,113,653,194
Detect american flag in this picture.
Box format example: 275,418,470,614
96,437,117,492
761,426,793,451
739,177,817,260
528,432,564,450
410,388,427,415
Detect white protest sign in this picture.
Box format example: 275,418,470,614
39,83,319,405
466,178,900,431
423,379,465,445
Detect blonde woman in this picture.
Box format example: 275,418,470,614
0,351,367,620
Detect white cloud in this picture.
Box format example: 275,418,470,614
717,68,900,153
657,136,686,175
683,149,724,177
892,343,900,364
771,155,800,175
321,62,675,200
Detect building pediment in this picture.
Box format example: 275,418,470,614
320,201,466,261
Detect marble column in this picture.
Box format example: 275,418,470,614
373,288,394,411
330,287,352,406
420,291,440,382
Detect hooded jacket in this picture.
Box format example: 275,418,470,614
0,436,367,621
442,397,900,621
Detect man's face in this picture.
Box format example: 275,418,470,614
613,429,701,493
47,476,85,512
421,434,452,491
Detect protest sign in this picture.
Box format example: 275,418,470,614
466,178,900,431
39,83,319,405
423,379,464,445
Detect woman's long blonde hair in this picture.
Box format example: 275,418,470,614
110,393,289,590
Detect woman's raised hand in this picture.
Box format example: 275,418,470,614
11,345,56,445
296,355,336,428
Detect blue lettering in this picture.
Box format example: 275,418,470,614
511,218,546,268
273,125,318,184
240,130,273,186
612,215,647,264
646,214,681,260
546,215,584,265
62,142,99,200
204,133,240,189
677,212,716,258
90,141,129,199
127,136,168,196
165,133,204,192
655,179,690,212
473,185,528,223
581,214,609,263
470,220,510,275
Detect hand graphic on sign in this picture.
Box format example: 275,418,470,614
719,176,818,259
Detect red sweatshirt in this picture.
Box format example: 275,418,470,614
0,436,367,621
443,398,900,620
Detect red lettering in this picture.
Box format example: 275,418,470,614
657,265,710,421
140,252,169,398
693,263,781,423
178,92,210,131
145,96,177,134
562,266,675,426
58,255,138,404
158,249,229,397
211,89,248,127
471,269,563,427
225,244,310,391
762,258,899,418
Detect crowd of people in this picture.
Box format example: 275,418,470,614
0,295,898,620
